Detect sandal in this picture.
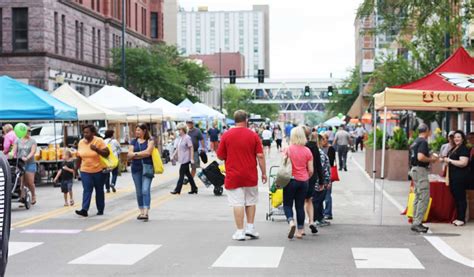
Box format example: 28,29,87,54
137,214,145,220
70,200,75,206
64,203,69,207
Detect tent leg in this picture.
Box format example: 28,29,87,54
379,107,388,226
372,108,377,212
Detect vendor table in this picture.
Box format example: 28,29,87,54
37,159,77,186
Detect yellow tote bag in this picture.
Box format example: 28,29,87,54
151,147,164,174
406,192,432,222
100,144,119,169
271,189,283,208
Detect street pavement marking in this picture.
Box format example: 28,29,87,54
9,242,44,257
68,243,161,265
352,248,424,269
212,246,284,268
11,172,179,229
21,229,82,234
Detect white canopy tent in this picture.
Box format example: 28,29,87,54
52,84,127,121
88,86,163,119
324,116,346,127
193,102,225,120
178,99,208,118
150,98,191,121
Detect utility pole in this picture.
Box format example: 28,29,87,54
121,0,126,88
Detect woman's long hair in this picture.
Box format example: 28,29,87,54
137,124,151,140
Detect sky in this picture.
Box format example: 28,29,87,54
178,0,364,79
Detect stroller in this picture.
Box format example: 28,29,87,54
9,159,32,209
266,166,285,221
197,161,225,196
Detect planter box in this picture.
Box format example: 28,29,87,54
467,190,474,221
386,150,409,181
365,149,387,179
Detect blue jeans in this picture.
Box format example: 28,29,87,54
131,171,153,209
105,167,119,190
80,171,105,212
324,186,332,217
283,180,308,229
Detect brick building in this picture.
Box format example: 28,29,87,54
0,0,164,95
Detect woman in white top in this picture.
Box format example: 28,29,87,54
261,126,273,156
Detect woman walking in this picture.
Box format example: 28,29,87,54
128,124,155,221
75,125,109,217
171,123,198,195
282,126,313,239
104,130,121,193
274,125,283,151
442,130,470,226
12,127,37,205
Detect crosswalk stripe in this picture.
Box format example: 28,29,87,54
20,229,82,234
352,248,425,269
9,242,43,257
68,244,161,265
212,246,284,268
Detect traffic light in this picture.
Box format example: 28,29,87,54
328,86,333,97
258,69,265,83
304,86,311,97
229,69,236,84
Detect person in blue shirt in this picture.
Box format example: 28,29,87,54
285,122,294,144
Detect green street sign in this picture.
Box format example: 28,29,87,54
339,89,353,95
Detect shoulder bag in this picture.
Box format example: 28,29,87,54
137,140,154,178
275,147,292,188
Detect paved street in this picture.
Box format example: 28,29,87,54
6,149,474,276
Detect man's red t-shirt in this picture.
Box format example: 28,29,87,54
217,127,263,190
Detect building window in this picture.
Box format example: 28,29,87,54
91,0,94,10
75,20,79,58
142,8,147,36
97,29,101,65
0,8,3,53
113,0,119,19
126,0,131,27
92,27,96,63
12,8,28,51
61,14,66,55
96,0,100,12
135,3,138,31
54,12,58,54
151,12,158,39
80,22,84,60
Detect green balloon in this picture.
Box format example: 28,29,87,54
14,123,28,139
337,113,344,119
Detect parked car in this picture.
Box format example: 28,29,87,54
30,123,79,148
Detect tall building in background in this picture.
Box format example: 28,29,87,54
177,5,270,78
0,0,164,95
163,0,178,45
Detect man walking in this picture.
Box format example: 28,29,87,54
217,110,267,241
354,124,366,151
186,121,206,178
409,124,438,233
333,125,352,171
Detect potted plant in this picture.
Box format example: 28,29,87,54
386,127,409,181
429,128,447,175
365,128,387,178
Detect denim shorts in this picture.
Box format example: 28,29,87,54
61,180,73,193
24,163,37,173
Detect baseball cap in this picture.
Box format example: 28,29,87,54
418,123,429,133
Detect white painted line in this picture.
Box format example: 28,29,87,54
9,242,44,257
21,229,82,234
69,244,161,265
352,248,424,269
212,246,284,268
351,155,474,268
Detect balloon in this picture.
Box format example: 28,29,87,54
337,113,344,119
14,123,28,139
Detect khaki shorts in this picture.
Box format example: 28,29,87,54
227,186,259,207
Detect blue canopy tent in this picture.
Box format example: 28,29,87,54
0,76,77,120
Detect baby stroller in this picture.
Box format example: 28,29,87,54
197,161,225,196
9,159,32,209
266,166,285,221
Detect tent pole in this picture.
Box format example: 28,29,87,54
372,107,377,212
380,106,388,226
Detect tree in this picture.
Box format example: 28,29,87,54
109,44,211,103
223,85,279,120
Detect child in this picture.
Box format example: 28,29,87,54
53,150,75,206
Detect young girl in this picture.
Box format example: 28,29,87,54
54,150,75,206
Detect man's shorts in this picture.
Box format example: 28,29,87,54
191,151,200,170
227,186,259,207
60,180,73,193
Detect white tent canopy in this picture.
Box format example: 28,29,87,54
178,99,207,118
150,98,191,121
52,84,127,121
324,116,345,127
193,102,225,120
89,86,162,116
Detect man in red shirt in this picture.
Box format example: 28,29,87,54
217,110,267,241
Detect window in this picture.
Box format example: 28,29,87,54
91,0,94,10
54,12,58,53
151,12,158,39
135,3,138,31
113,0,119,19
61,15,66,55
126,0,131,27
96,0,100,12
142,8,147,36
12,8,28,51
92,27,95,63
97,29,101,65
0,8,3,52
75,20,79,58
80,22,84,60
112,34,115,48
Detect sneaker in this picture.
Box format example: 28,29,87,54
316,220,330,227
411,224,428,233
309,223,318,234
324,215,333,220
96,211,104,216
453,220,465,226
232,230,246,241
245,228,260,239
75,209,88,217
288,221,296,239
420,224,429,231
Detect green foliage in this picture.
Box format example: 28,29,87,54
388,127,408,150
366,128,384,150
408,129,419,146
109,44,211,103
223,85,279,120
326,67,361,117
430,134,447,152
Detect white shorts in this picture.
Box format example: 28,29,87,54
227,186,259,207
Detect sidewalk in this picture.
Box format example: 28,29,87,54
350,150,474,264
